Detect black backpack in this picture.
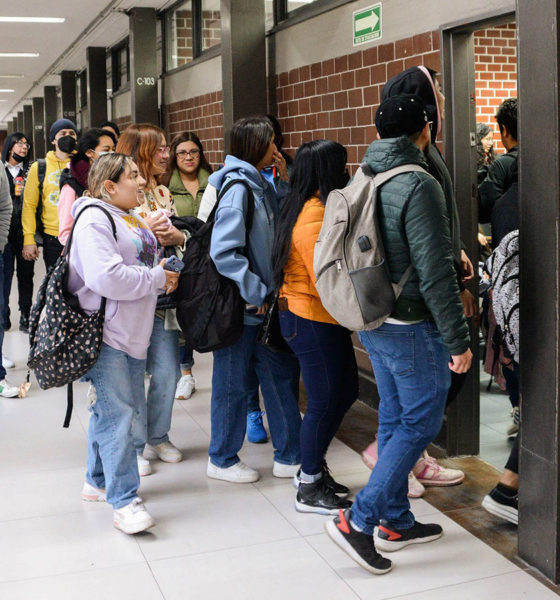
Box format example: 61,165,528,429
27,204,117,427
175,179,254,353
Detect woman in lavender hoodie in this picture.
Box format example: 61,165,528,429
67,154,179,534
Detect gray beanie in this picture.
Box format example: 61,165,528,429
49,118,77,142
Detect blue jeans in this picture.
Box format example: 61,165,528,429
280,311,358,475
134,315,181,453
85,343,146,508
246,368,261,414
179,344,194,371
209,324,302,468
0,252,6,380
352,321,451,534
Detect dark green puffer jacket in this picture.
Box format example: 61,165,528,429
364,136,470,355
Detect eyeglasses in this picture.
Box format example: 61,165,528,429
157,146,170,154
14,141,30,149
176,149,200,159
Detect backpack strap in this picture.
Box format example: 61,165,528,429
213,178,255,246
36,158,47,198
370,163,428,293
64,203,118,254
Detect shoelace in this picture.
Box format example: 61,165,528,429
422,455,443,473
129,498,145,513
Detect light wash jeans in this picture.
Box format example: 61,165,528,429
85,343,146,509
209,324,302,468
351,321,451,534
134,314,181,453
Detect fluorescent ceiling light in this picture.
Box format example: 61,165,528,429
0,74,24,78
0,17,65,23
0,89,14,92
0,53,39,57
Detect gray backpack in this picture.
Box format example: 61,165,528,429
313,163,426,331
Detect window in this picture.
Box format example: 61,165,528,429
265,0,274,29
201,0,221,51
287,0,320,14
165,0,194,70
111,39,130,93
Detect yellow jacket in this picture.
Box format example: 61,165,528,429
22,151,70,245
281,197,338,325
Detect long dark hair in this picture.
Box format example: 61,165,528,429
72,128,116,164
1,132,31,164
271,139,348,288
161,131,212,186
476,122,495,169
230,116,274,166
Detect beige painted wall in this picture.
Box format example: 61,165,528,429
111,89,131,120
163,55,222,105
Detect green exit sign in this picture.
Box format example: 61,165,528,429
353,3,382,46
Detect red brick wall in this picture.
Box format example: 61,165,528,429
475,24,517,154
275,31,441,173
165,91,224,168
172,9,220,69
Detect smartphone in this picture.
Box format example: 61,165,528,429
164,255,185,273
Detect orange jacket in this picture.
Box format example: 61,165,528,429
280,197,338,325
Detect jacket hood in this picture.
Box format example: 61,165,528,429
363,136,429,175
168,167,210,195
45,150,70,167
208,155,265,194
382,66,441,143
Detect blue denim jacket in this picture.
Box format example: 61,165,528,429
209,155,287,325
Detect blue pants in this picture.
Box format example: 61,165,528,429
209,324,302,468
134,315,181,452
0,251,6,380
279,311,358,475
352,321,451,534
85,343,145,508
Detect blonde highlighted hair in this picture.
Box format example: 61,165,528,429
116,123,165,190
87,153,135,202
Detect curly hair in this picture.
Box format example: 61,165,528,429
495,98,518,141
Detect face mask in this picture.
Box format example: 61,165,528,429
57,135,77,154
97,151,114,157
11,152,26,163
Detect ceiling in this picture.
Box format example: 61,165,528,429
0,0,174,126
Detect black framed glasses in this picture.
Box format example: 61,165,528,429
176,149,200,158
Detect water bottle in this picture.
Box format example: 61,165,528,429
14,176,23,197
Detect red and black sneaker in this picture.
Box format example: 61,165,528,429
325,509,392,575
374,519,443,552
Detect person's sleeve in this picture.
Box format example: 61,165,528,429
404,177,470,355
0,165,12,250
209,187,267,306
22,162,39,245
72,220,166,300
478,158,508,224
57,185,76,246
197,185,217,223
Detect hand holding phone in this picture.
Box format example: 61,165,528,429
164,255,185,273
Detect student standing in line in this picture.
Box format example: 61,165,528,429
58,128,116,245
161,131,212,401
68,153,178,534
22,118,77,269
207,116,302,483
117,124,188,475
1,132,34,336
100,121,121,142
272,139,356,515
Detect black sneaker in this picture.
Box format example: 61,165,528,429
295,478,352,515
293,464,350,498
325,509,392,575
482,485,518,525
374,519,443,552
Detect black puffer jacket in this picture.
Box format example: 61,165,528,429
382,66,465,290
364,136,470,355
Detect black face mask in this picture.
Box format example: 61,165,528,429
57,135,77,154
11,152,26,163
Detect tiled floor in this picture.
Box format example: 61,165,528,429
479,372,516,471
0,328,557,599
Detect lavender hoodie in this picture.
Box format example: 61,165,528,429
67,197,166,359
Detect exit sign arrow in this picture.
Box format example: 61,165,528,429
353,3,382,46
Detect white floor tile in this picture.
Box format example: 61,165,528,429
0,563,163,600
151,537,359,600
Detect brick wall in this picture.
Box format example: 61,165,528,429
173,9,220,69
165,90,224,168
474,24,517,154
275,31,441,173
113,115,132,133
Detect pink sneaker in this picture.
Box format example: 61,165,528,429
413,451,465,487
361,440,378,470
408,471,425,498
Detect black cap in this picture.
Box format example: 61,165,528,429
375,94,429,139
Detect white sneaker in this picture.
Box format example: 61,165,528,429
273,461,301,478
0,379,18,398
206,458,259,483
81,481,106,502
145,441,183,463
113,497,155,534
137,455,152,477
175,374,196,399
2,356,14,369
